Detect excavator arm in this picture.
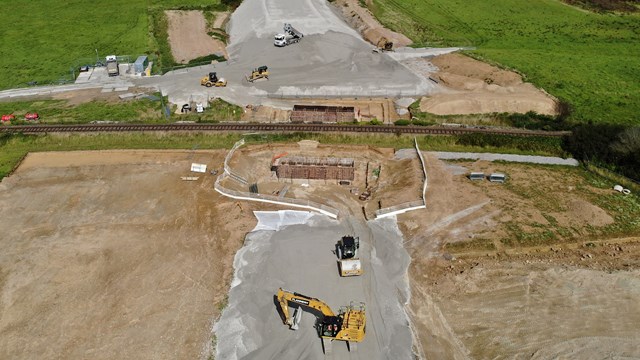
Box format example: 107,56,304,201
276,288,335,328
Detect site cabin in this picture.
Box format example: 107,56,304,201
489,173,506,183
469,172,485,181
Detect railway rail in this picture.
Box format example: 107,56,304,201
0,123,570,137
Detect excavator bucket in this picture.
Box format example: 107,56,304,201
291,307,303,330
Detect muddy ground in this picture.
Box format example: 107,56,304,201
400,153,640,359
420,53,558,116
1,147,638,359
166,10,229,63
0,150,258,360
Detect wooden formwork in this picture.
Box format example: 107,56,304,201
290,105,355,123
274,156,355,181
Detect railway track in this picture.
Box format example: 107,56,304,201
0,123,570,137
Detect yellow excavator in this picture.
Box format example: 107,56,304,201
276,288,366,354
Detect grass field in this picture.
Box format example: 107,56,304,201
0,0,220,90
0,98,165,124
371,0,640,124
0,96,241,124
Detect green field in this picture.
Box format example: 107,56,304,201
0,97,242,124
371,0,640,124
0,0,220,89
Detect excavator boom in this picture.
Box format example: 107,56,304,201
275,287,366,353
277,288,335,327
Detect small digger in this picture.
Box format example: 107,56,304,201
200,72,227,87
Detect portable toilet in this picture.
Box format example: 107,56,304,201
134,55,149,75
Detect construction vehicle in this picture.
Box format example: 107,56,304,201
245,66,269,82
359,188,372,201
24,112,39,121
372,37,394,53
200,72,227,87
274,23,304,47
276,288,366,354
105,55,119,76
336,236,363,277
1,114,15,124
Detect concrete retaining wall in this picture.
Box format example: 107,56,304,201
214,173,339,219
375,138,427,219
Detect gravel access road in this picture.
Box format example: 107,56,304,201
430,151,579,166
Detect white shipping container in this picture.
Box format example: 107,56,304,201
191,163,207,173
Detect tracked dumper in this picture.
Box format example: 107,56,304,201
276,288,366,354
337,236,363,277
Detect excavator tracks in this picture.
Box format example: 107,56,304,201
0,123,570,137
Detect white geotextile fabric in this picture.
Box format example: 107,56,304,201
252,210,314,231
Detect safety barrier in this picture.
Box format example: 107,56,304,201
223,139,248,185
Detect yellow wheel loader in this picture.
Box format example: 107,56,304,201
200,72,227,87
245,65,269,82
276,288,366,354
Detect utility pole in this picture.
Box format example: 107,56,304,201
95,49,99,65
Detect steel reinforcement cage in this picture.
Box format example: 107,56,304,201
274,156,355,181
290,105,355,123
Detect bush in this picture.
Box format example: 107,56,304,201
394,119,411,126
504,111,570,131
563,124,640,181
187,54,226,65
221,0,243,8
